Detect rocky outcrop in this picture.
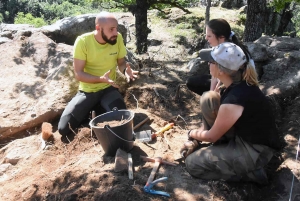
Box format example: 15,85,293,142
0,32,75,140
0,14,127,46
40,14,127,45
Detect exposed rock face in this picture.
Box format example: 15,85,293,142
0,14,127,46
0,32,76,140
40,14,127,45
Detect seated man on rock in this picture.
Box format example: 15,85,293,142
58,11,138,138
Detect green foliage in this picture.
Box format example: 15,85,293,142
175,23,193,29
173,14,204,33
237,13,246,26
38,1,100,23
156,10,169,19
88,0,191,12
0,13,3,23
14,12,47,27
1,0,100,24
231,24,245,41
268,0,300,12
292,4,300,37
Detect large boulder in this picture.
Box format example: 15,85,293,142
254,36,300,95
246,43,269,62
186,58,209,76
0,37,11,45
40,14,127,46
0,32,76,141
0,14,128,46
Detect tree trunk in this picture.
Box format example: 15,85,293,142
204,0,211,33
135,0,150,54
264,7,280,36
277,3,293,36
243,0,266,42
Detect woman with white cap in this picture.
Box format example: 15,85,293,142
181,42,281,184
186,18,255,95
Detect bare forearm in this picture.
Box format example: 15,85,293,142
189,128,216,143
118,60,127,74
75,71,106,83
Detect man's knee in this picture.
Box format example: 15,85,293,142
101,89,126,111
58,114,79,136
108,98,126,110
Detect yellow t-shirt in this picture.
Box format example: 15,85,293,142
73,32,127,92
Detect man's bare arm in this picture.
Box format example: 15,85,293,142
117,58,127,74
73,58,107,83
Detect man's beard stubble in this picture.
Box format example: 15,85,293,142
101,29,117,45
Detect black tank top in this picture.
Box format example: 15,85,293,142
220,81,281,150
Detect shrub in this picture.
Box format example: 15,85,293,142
14,12,47,27
292,4,300,37
237,13,246,26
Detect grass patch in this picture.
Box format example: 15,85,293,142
231,24,245,40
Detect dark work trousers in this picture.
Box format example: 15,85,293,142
58,86,126,137
186,74,211,95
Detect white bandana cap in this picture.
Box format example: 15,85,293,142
199,42,247,71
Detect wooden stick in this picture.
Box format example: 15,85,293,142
145,158,161,186
133,117,150,130
128,153,133,179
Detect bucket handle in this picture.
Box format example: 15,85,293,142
104,125,135,143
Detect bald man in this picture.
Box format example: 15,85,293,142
58,11,138,138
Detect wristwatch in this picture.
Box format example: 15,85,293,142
123,66,127,75
187,129,193,140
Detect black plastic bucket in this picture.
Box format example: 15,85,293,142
89,109,135,156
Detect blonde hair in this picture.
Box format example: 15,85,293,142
217,63,259,86
243,63,259,86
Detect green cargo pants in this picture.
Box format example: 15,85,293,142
185,91,274,183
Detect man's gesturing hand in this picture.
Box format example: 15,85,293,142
101,70,119,88
124,63,139,83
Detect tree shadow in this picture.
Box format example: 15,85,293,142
11,39,73,101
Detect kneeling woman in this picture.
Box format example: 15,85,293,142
181,42,281,184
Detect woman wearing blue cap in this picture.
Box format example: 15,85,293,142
181,42,281,184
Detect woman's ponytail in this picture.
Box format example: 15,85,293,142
243,63,259,86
